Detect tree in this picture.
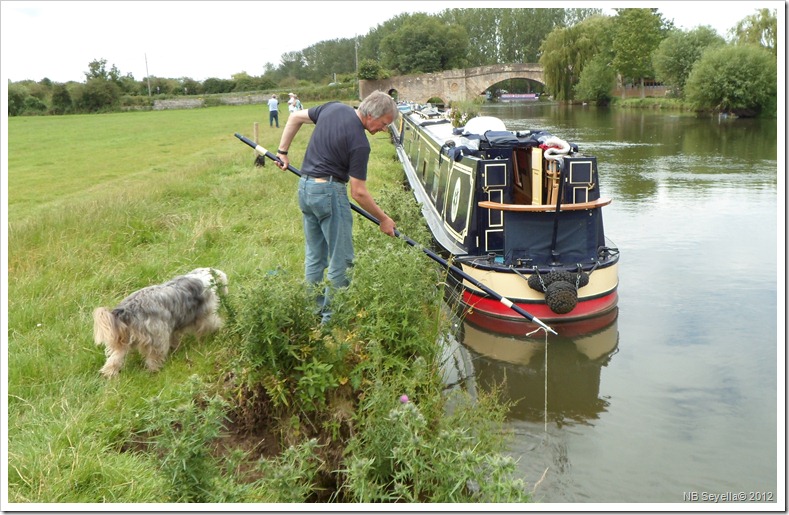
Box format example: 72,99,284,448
76,78,121,112
50,83,73,114
279,51,306,80
8,85,28,116
116,73,139,95
202,77,234,94
85,58,111,81
231,72,258,92
439,8,497,66
23,96,47,115
498,8,566,63
179,77,202,95
358,59,386,81
440,8,581,67
302,38,357,83
379,14,468,74
358,13,414,65
684,44,777,116
540,14,615,101
730,8,777,55
652,26,724,97
574,55,616,105
611,8,669,97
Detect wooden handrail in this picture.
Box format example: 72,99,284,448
478,197,612,212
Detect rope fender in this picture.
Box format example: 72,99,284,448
527,270,590,314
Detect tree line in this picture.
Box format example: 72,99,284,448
7,7,777,117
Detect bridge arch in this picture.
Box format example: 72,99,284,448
360,63,544,103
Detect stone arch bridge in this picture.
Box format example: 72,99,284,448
359,63,543,103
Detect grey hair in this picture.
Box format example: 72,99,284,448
358,90,397,119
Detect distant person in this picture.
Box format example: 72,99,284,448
268,94,279,128
287,92,298,113
274,90,398,324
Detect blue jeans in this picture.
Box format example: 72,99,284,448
269,110,279,127
298,175,354,322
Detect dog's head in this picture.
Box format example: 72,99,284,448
186,268,229,296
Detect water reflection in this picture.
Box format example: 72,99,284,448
444,311,619,426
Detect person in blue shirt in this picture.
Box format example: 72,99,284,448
267,94,279,128
274,91,398,323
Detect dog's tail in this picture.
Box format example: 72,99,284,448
93,307,127,349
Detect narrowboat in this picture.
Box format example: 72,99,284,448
389,103,619,335
500,92,538,101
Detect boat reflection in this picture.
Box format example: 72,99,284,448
443,309,619,425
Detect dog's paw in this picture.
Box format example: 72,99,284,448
99,365,120,379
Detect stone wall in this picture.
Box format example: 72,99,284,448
152,94,270,110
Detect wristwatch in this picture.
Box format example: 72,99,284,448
277,149,288,155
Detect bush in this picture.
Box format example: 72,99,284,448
22,96,47,115
574,56,616,105
8,85,28,116
138,376,232,503
652,27,724,97
685,44,777,115
358,59,388,80
342,385,529,502
75,78,121,113
50,84,73,115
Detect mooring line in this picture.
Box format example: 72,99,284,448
527,326,550,432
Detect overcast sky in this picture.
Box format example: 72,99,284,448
0,1,781,84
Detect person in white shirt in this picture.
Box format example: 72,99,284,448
288,93,302,113
267,94,279,128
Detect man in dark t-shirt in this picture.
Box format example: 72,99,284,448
275,90,398,323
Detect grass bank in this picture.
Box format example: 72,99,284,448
6,104,531,504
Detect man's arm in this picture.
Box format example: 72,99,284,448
349,177,396,237
275,110,313,170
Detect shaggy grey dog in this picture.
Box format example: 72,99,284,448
93,268,228,378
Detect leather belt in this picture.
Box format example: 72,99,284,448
304,174,346,184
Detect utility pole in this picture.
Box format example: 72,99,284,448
145,53,152,97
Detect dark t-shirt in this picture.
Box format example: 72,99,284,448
302,102,370,182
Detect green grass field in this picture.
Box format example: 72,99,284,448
6,104,529,504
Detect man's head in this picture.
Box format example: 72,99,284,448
358,91,397,134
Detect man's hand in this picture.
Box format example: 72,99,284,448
379,215,396,237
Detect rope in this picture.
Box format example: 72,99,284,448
527,326,551,431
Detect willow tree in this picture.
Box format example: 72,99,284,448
573,16,618,104
539,15,613,101
729,8,777,55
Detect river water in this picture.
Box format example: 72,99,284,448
452,103,782,506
